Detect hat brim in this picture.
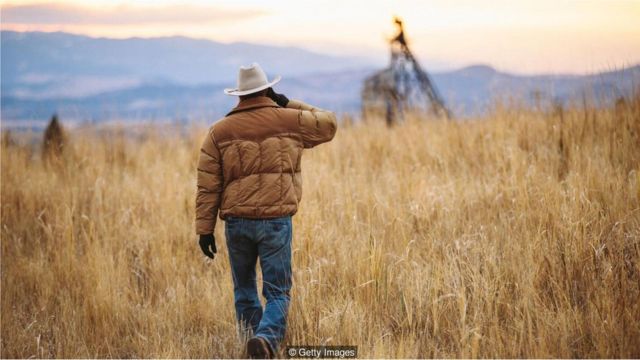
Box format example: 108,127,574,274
223,76,282,96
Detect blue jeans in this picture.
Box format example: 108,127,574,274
224,216,292,353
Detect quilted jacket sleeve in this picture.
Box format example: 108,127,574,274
195,128,223,235
287,99,337,148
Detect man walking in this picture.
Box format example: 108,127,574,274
195,63,337,358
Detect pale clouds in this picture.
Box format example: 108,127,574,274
1,2,266,25
1,0,638,74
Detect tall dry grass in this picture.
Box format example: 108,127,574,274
1,100,639,358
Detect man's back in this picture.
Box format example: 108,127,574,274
195,96,337,234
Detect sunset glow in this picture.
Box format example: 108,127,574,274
2,0,639,74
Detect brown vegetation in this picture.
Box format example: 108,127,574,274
41,114,67,162
1,101,639,357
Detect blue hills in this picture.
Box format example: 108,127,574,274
2,31,638,128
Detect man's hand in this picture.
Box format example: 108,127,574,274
199,234,217,259
266,87,289,107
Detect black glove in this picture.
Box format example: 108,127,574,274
266,87,289,107
199,234,217,259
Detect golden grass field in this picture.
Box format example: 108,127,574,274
1,100,639,358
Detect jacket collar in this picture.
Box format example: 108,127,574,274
227,96,280,116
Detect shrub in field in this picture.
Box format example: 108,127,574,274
42,114,67,162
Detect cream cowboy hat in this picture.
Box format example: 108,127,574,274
223,63,281,96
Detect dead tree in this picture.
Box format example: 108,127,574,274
42,114,67,161
362,17,451,125
2,130,16,148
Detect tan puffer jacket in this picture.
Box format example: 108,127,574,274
195,96,337,234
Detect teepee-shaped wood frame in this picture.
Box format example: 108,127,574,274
362,18,451,125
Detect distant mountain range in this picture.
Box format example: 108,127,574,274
2,31,638,128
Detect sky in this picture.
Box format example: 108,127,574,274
1,0,639,74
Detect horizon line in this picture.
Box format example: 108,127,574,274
2,28,639,77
